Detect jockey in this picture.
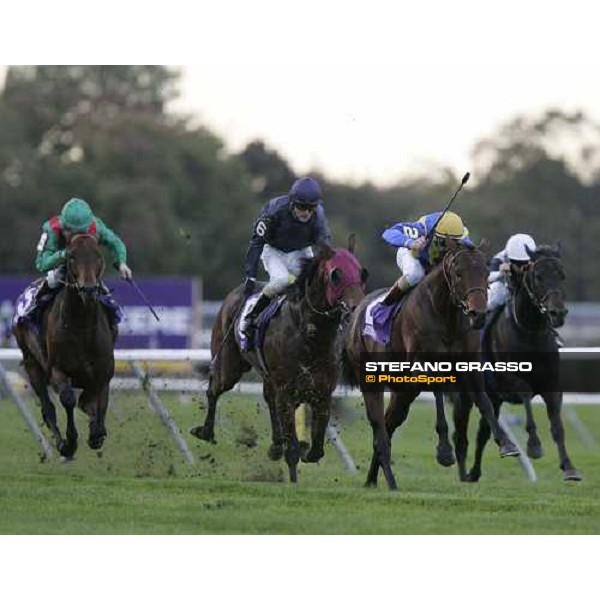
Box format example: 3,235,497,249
37,197,132,286
487,233,537,312
380,210,472,305
20,198,132,330
241,177,331,339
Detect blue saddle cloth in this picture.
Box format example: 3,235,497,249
240,294,286,353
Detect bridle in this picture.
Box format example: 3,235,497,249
510,255,564,331
441,246,487,316
303,260,361,320
64,234,105,300
520,256,563,315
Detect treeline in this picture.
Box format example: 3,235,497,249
1,66,598,299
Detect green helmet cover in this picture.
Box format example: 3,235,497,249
61,198,93,231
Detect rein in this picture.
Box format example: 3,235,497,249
441,248,487,315
511,256,563,333
304,276,345,319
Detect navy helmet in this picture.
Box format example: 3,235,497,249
289,177,322,207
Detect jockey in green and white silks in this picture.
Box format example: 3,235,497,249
37,197,132,287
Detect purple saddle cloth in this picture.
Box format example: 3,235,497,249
363,294,407,345
240,295,286,352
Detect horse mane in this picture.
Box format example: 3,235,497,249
532,244,560,259
287,254,321,302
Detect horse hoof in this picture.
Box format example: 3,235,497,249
527,443,544,459
190,425,215,443
302,448,324,463
499,441,520,457
436,446,456,467
58,440,77,458
268,444,284,461
465,471,481,483
88,436,105,451
298,441,310,460
563,469,583,481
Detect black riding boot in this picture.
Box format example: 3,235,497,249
242,293,271,342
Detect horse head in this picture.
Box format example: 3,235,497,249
442,237,490,330
66,234,105,301
304,236,367,317
523,243,567,327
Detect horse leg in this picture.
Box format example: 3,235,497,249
434,392,455,467
263,380,284,460
51,369,78,458
80,384,109,450
467,390,503,482
364,390,397,491
276,392,301,483
452,393,473,481
23,354,64,450
190,343,247,443
523,394,543,459
542,391,582,481
471,390,519,458
303,399,330,463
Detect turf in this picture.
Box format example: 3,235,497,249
0,385,598,534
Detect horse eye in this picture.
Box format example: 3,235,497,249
330,268,343,284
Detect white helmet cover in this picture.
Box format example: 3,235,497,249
506,233,537,261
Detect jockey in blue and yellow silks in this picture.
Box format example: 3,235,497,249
380,211,473,305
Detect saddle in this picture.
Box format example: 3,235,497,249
363,289,412,346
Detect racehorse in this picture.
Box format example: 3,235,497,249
344,239,519,490
190,237,367,483
467,243,581,481
13,234,116,458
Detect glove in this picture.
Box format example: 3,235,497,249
409,237,427,251
119,263,133,280
244,277,256,296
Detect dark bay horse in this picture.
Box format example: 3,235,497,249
190,239,367,482
13,234,116,458
468,244,581,481
344,239,519,490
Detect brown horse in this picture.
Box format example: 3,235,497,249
468,244,581,481
344,239,519,490
13,234,116,458
191,238,367,482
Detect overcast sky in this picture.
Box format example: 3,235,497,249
2,2,600,186
172,63,600,185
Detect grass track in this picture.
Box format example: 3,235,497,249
0,387,599,534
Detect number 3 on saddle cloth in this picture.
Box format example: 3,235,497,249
363,292,410,346
12,278,123,334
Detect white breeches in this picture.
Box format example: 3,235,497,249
487,280,509,310
261,245,314,297
396,247,425,287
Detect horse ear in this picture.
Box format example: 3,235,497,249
553,240,563,257
478,238,492,259
315,240,335,260
525,244,536,259
348,233,356,254
361,267,369,284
